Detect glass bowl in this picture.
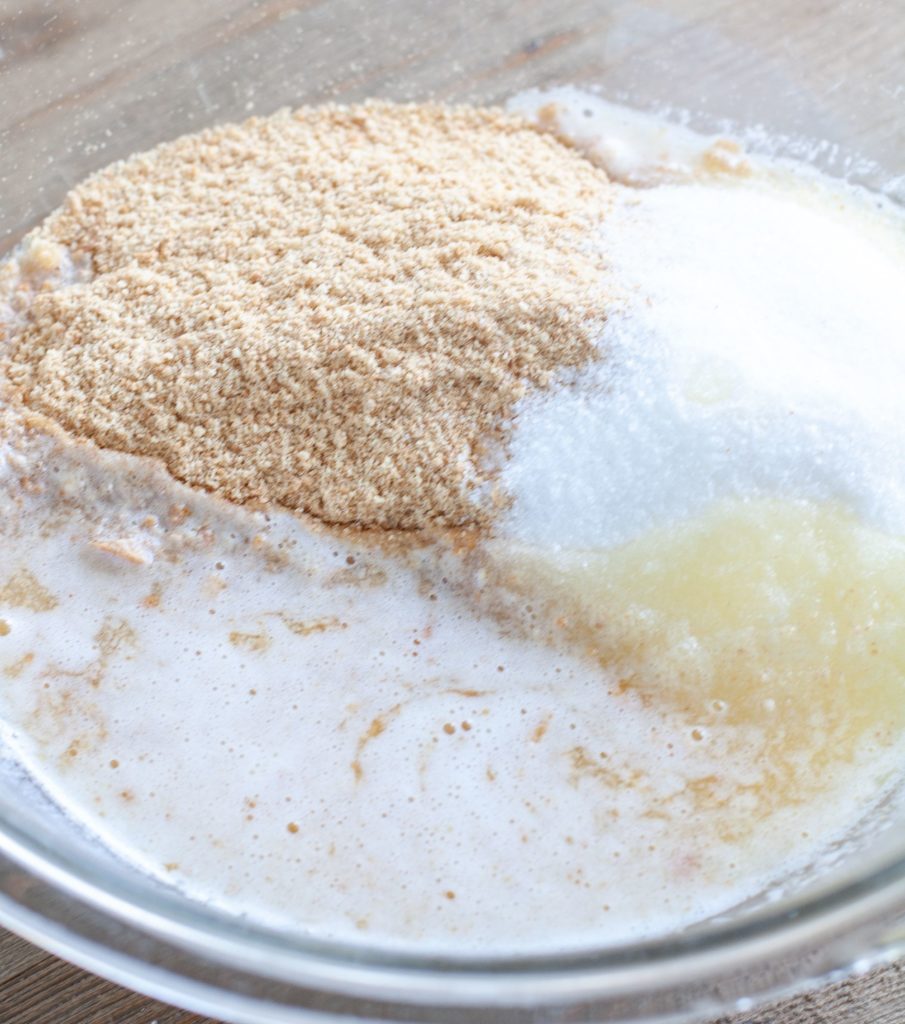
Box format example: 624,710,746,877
0,1,903,1021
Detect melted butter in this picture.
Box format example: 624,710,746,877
495,498,905,828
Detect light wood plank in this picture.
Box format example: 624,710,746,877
0,930,212,1022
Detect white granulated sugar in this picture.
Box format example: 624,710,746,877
501,174,905,549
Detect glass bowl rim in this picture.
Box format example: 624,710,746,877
1,781,904,1007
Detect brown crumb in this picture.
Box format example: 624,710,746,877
6,102,611,530
278,614,346,637
228,629,271,653
531,717,550,743
89,537,152,566
141,584,163,609
4,651,34,678
0,568,58,612
168,505,191,525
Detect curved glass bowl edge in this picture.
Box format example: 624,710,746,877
0,786,904,1010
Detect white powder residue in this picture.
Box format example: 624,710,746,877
501,170,905,550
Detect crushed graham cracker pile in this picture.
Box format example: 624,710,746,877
5,102,611,529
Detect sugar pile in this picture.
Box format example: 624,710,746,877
500,149,905,549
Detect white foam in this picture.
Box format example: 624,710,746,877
508,87,751,185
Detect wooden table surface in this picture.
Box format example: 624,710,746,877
3,924,905,1024
1,1,904,1022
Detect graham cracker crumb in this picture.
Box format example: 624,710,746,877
228,629,271,653
6,102,611,529
0,568,59,611
89,537,153,566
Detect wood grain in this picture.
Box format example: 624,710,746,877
3,925,905,1024
2,0,902,248
716,962,905,1024
0,930,212,1024
0,0,903,1022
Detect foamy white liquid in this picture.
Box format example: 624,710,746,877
0,93,903,953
